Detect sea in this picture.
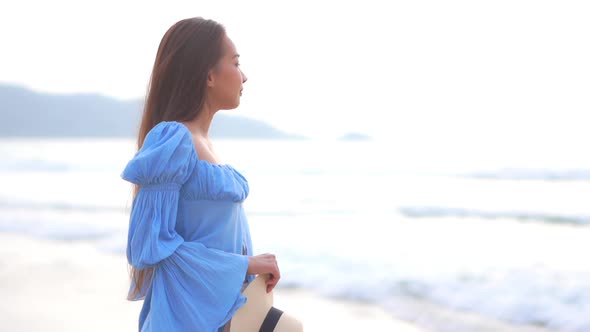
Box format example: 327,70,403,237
0,137,589,331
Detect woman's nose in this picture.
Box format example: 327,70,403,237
241,69,248,83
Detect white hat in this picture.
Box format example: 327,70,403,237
230,274,304,332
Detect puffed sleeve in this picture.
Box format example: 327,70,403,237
121,121,250,332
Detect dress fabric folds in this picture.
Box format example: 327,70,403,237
121,121,254,332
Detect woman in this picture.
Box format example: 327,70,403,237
121,17,280,332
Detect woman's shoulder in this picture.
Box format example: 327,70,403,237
120,121,197,187
144,121,194,151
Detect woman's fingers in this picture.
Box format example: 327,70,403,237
263,254,280,282
264,268,280,293
248,253,281,292
266,277,278,293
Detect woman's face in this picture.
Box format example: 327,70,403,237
208,34,248,110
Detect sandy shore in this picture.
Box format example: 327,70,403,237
0,233,427,332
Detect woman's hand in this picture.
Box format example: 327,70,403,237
247,253,281,293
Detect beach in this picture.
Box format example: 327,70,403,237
1,138,589,331
0,233,427,332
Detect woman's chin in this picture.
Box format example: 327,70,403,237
221,102,240,111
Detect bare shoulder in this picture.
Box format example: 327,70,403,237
178,121,223,165
191,135,223,165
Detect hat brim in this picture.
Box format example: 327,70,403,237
230,274,303,332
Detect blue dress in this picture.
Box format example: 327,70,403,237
120,121,255,332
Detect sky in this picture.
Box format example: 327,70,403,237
1,0,589,150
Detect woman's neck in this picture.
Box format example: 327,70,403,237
184,104,217,140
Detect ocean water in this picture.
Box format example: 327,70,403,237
1,137,589,331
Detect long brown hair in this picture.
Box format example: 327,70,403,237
127,17,227,300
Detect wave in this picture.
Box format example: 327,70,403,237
0,200,125,213
1,198,588,331
0,159,123,172
458,168,590,181
0,206,127,245
0,159,72,172
279,259,590,332
398,206,590,226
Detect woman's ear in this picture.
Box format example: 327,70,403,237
207,69,215,88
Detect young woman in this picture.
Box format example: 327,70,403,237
121,17,280,332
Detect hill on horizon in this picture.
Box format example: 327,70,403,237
0,84,305,139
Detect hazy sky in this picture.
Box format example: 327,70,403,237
1,0,589,149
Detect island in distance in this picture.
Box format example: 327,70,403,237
338,132,372,141
0,83,305,140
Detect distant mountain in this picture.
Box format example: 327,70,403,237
338,132,371,141
0,84,305,139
